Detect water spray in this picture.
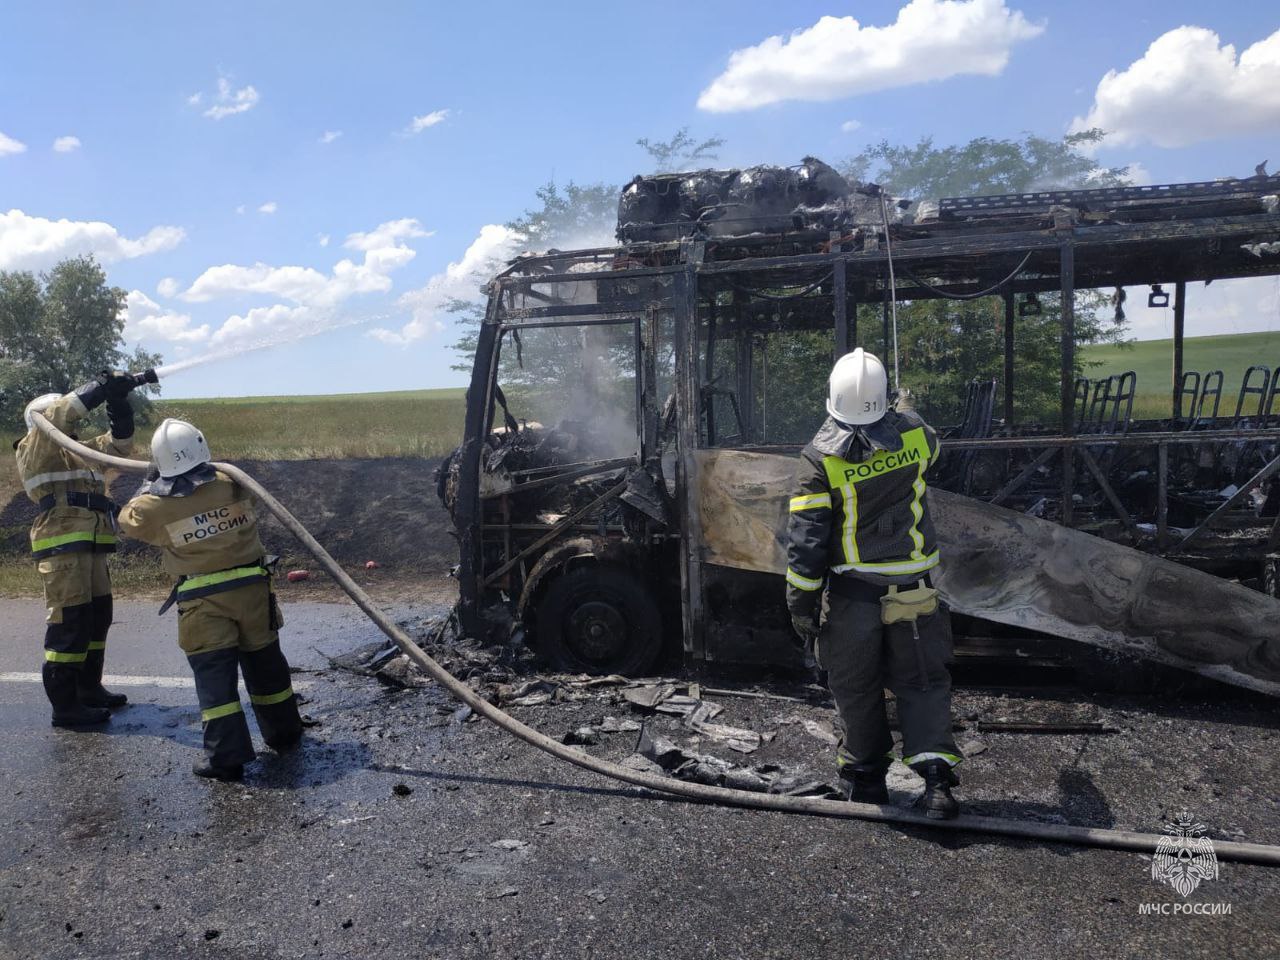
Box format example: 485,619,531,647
150,306,405,381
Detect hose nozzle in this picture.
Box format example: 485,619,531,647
131,368,160,386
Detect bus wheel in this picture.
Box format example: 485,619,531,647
535,566,662,676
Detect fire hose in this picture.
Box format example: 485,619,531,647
31,411,1280,867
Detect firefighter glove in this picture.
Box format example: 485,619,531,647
98,370,141,400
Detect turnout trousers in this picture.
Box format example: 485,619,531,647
38,550,114,700
177,581,301,768
816,577,962,775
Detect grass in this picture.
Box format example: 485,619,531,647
1083,331,1280,420
153,387,467,460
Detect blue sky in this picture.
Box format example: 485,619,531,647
2,1,1278,397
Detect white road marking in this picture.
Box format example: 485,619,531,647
0,672,311,691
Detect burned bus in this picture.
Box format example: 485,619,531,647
442,159,1280,694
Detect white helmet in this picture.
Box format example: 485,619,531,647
827,348,889,425
151,418,212,478
24,393,63,431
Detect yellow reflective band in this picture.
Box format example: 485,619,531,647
45,649,88,663
31,531,95,553
904,751,963,767
201,701,244,722
832,551,940,577
249,686,295,706
907,469,927,559
843,483,859,564
87,641,106,651
95,534,117,545
785,567,824,592
178,566,268,595
789,493,832,512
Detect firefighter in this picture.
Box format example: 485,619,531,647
16,372,143,727
785,348,962,819
116,418,302,782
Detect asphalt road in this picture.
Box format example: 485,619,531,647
1,599,1279,959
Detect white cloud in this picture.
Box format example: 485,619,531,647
181,217,428,309
156,277,181,298
235,204,246,215
0,131,27,156
403,109,450,135
0,209,185,272
319,130,343,144
52,136,81,153
317,233,330,247
201,76,260,120
209,303,314,347
121,290,209,344
697,0,1043,112
258,201,278,214
186,92,203,106
343,218,431,252
1071,26,1280,147
183,263,331,304
370,224,524,345
840,120,863,134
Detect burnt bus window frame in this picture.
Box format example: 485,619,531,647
492,317,646,463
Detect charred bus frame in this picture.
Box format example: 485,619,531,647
452,173,1280,669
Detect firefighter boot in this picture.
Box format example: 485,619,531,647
192,759,244,782
43,663,111,728
916,760,959,820
78,596,127,708
840,762,890,804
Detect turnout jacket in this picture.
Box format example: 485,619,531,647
786,409,941,605
16,388,133,560
118,468,270,600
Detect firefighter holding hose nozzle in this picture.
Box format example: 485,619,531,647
785,349,963,818
116,419,302,782
15,369,155,727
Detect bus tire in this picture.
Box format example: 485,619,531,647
534,566,662,677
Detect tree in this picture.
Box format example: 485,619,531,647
634,127,726,174
843,129,1132,201
840,130,1133,424
0,256,162,427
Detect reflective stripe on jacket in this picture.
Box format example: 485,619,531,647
786,411,940,592
16,391,133,559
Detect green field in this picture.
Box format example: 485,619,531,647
1083,331,1280,420
141,386,466,461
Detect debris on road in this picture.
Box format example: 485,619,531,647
635,727,842,799
490,839,528,851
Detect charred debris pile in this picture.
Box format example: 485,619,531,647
617,156,894,244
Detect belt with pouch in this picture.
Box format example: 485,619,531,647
159,555,280,614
